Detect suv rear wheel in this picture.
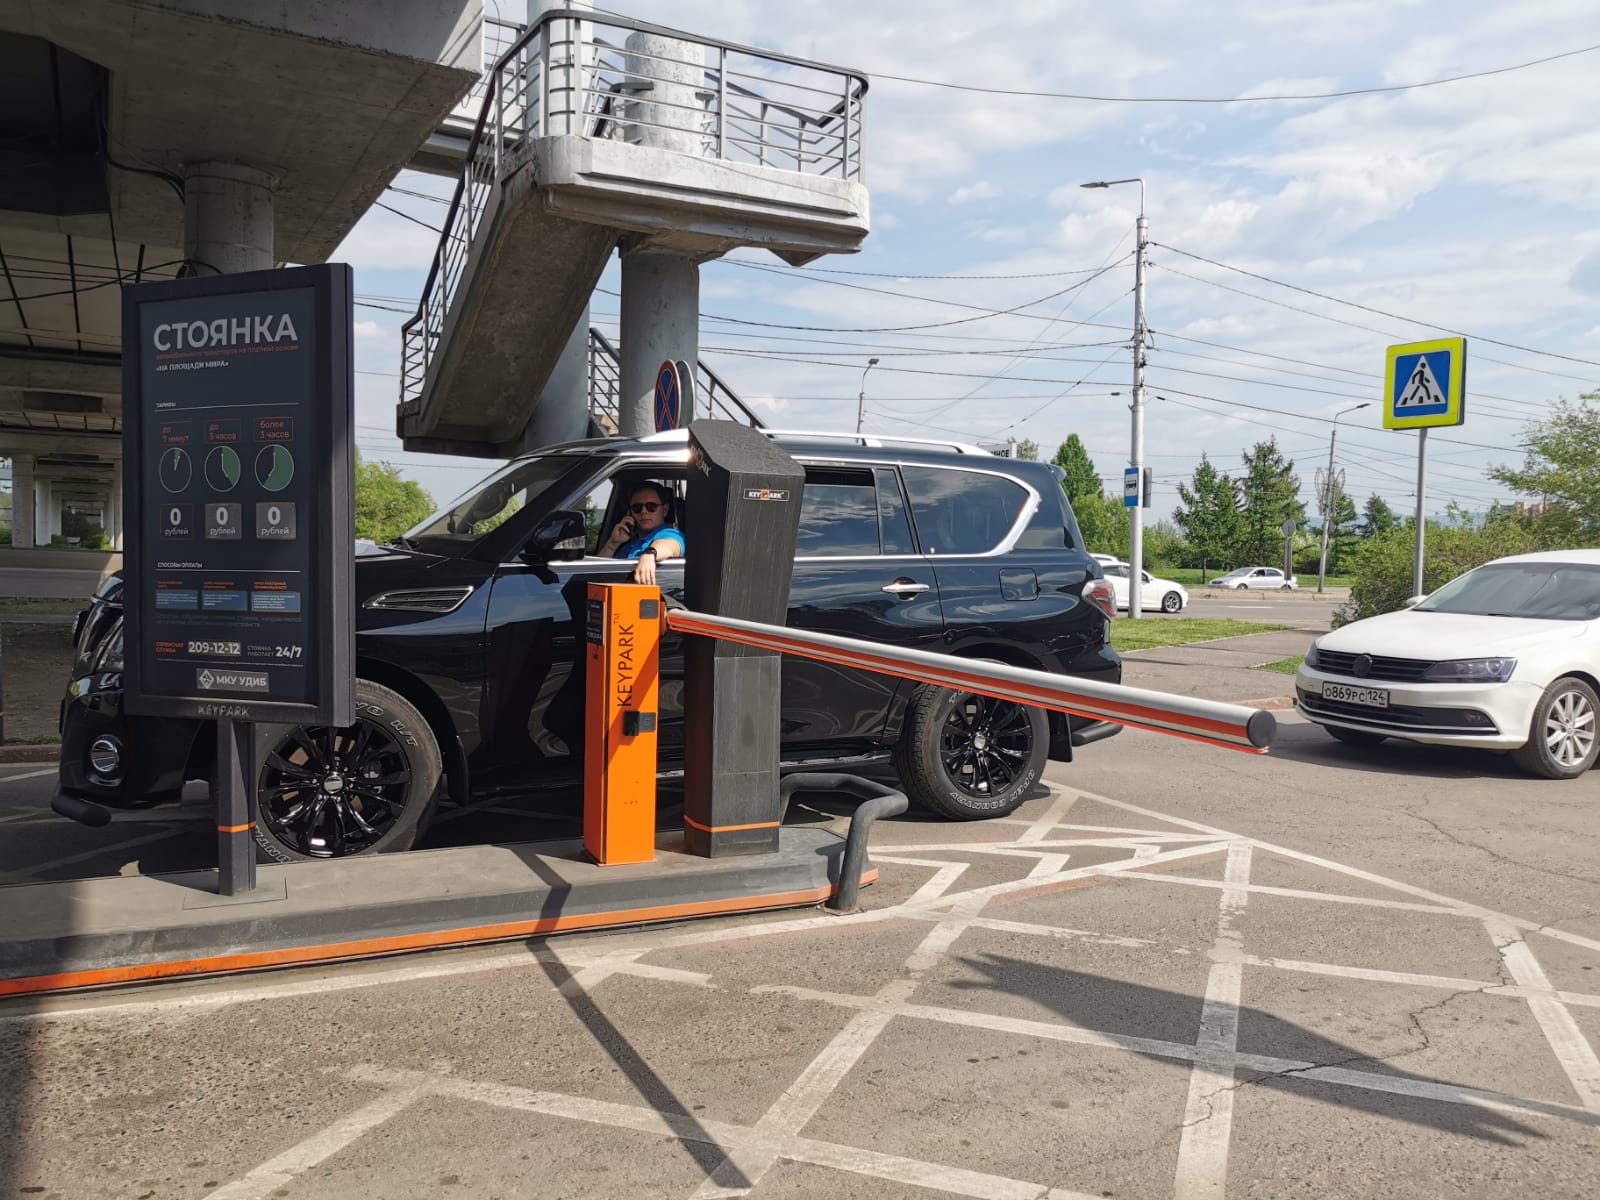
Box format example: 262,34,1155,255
894,682,1047,820
252,680,442,861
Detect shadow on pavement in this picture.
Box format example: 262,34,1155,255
1268,724,1546,783
956,953,1563,1146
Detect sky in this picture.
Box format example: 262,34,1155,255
333,0,1600,523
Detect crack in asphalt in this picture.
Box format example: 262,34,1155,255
1401,799,1600,889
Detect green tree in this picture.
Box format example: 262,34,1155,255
1362,494,1399,538
1142,519,1187,572
1327,491,1361,573
1052,435,1122,553
1014,438,1039,461
354,456,435,543
1233,438,1303,565
1173,454,1240,574
1489,394,1600,544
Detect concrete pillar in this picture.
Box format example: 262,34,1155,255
182,163,276,274
619,248,699,437
621,31,712,156
11,453,34,549
518,306,594,451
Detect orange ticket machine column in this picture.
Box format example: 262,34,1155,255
583,582,662,865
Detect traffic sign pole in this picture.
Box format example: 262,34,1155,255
1413,427,1428,598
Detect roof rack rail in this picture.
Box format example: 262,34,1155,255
757,429,994,456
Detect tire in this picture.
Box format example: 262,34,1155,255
1510,676,1599,780
1235,582,1248,590
893,680,1048,821
1280,583,1293,591
1161,591,1182,613
252,680,443,862
1325,725,1385,747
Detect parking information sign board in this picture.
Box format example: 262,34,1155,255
1384,336,1466,429
122,265,354,726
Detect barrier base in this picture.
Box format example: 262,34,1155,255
0,828,876,999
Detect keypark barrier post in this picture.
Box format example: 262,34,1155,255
118,266,355,896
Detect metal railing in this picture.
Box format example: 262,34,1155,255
401,8,869,413
666,609,1277,754
587,328,766,431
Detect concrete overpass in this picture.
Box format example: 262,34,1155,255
0,0,483,564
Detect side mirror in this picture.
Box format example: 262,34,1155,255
1403,594,1427,609
525,510,587,563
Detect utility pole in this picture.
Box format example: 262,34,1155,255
1317,402,1370,592
854,357,879,435
1081,178,1147,617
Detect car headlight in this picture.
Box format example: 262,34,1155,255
91,619,124,674
1304,644,1322,668
1421,657,1516,683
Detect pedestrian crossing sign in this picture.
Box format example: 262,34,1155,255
1384,336,1466,429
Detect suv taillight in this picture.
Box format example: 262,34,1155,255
1084,578,1116,621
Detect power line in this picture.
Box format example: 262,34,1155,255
718,257,1125,282
1157,242,1600,374
372,200,443,234
867,41,1600,104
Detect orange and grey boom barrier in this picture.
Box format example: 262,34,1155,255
583,582,663,865
666,609,1275,754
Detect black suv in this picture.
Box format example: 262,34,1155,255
59,431,1121,860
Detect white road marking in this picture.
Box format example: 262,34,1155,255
1172,843,1251,1200
1135,871,1467,916
1014,788,1077,844
200,1076,435,1200
0,767,60,785
1489,920,1600,1113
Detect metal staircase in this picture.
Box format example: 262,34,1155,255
397,7,868,458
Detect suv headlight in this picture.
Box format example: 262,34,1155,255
1421,657,1516,683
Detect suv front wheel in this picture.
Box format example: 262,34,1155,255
252,680,442,861
894,682,1048,820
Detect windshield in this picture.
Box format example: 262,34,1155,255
405,455,581,553
1416,562,1600,621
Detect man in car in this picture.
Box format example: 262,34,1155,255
601,481,684,585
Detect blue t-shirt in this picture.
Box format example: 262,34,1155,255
616,527,685,560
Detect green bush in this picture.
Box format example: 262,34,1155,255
49,534,70,547
0,526,10,545
1334,519,1543,626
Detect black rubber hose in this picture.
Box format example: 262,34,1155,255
779,772,909,913
50,791,113,828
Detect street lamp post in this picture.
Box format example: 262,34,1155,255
1317,402,1371,592
855,357,880,435
1081,177,1148,618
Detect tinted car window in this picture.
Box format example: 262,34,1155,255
902,466,1028,556
1417,562,1600,620
875,468,917,555
797,468,880,557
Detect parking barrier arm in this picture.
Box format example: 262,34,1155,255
666,609,1275,753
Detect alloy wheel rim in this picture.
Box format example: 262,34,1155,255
1544,690,1597,768
259,719,412,857
939,693,1033,798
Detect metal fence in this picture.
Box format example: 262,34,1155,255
401,8,869,412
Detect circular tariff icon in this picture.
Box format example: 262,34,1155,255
205,446,241,492
254,444,295,492
158,447,192,493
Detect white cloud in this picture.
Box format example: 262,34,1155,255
948,181,998,206
352,320,386,340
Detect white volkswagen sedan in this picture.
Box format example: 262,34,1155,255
1103,562,1189,613
1296,550,1600,779
1210,566,1298,590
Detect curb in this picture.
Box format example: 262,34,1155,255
0,745,60,764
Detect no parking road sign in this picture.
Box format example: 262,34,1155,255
1384,336,1466,429
654,359,696,432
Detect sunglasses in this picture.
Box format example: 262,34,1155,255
629,501,663,514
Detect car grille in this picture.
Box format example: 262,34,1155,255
1297,690,1499,734
1314,650,1436,681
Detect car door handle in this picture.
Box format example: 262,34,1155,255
881,578,930,596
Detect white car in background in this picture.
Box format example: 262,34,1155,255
1295,550,1600,779
1103,562,1189,614
1210,566,1298,590
1089,553,1124,570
